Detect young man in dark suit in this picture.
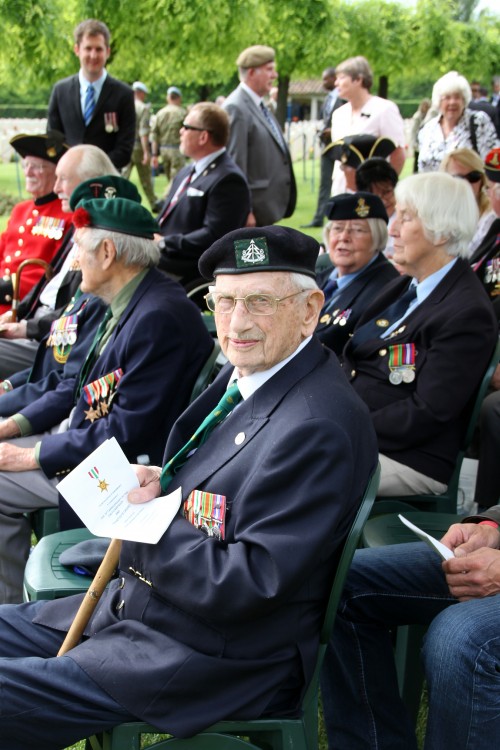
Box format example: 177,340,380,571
47,19,135,170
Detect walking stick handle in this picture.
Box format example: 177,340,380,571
57,538,122,656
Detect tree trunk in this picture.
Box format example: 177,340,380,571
277,75,289,129
378,75,388,99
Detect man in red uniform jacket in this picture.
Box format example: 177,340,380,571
0,130,71,314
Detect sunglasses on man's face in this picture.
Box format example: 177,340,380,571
453,170,482,184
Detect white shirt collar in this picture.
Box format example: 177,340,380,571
228,336,312,400
193,147,226,177
240,82,264,108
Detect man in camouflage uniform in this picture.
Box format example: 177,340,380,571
151,86,186,198
122,81,157,210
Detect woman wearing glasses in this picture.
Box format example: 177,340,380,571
441,147,496,257
314,192,399,354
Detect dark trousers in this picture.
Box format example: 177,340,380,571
312,154,334,224
0,601,134,750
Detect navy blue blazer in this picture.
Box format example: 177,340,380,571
47,74,135,169
342,258,498,483
0,294,107,416
316,253,399,354
158,151,251,274
20,269,213,476
34,337,378,736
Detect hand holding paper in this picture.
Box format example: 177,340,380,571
398,514,455,560
57,437,182,543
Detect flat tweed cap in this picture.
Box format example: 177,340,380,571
236,45,275,68
199,225,320,280
324,134,396,168
70,175,142,211
325,192,388,223
485,148,500,183
73,197,158,239
10,130,68,164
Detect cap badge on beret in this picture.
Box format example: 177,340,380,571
235,237,269,268
46,146,57,158
355,198,370,218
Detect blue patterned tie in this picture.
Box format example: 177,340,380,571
351,283,417,347
260,102,286,151
83,84,95,126
161,381,242,491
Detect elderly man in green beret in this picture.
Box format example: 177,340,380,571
0,224,377,749
0,196,213,604
223,45,296,227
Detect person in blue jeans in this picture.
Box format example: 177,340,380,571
321,506,500,749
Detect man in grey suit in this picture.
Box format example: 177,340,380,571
223,45,296,227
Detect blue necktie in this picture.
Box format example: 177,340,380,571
83,84,95,126
260,102,286,151
351,283,417,347
322,278,338,303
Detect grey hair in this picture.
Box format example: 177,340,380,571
70,145,119,181
366,218,389,253
395,172,478,257
336,56,373,90
80,227,160,268
289,272,319,291
431,71,472,109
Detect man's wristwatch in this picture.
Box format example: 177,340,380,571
1,380,12,392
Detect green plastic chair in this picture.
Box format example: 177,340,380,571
374,337,500,514
362,508,467,724
84,465,380,750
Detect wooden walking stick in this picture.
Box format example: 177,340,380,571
11,259,52,322
57,538,122,656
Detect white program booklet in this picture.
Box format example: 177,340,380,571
57,437,182,543
398,514,455,560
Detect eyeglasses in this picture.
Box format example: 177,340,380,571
452,171,482,184
181,122,210,132
204,290,306,316
22,160,51,173
330,223,371,237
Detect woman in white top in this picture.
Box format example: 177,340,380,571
418,71,499,173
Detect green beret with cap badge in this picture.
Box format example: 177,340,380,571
199,225,319,280
73,198,158,239
70,175,142,211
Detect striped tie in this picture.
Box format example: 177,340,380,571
160,381,242,491
83,84,95,126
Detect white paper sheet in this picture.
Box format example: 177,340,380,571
398,514,455,560
57,437,182,543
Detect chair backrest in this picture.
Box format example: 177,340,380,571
189,340,222,404
302,463,380,716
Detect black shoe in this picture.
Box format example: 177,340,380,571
301,221,323,228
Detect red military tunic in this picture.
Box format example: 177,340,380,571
0,192,71,314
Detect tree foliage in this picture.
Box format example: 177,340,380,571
0,0,498,108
